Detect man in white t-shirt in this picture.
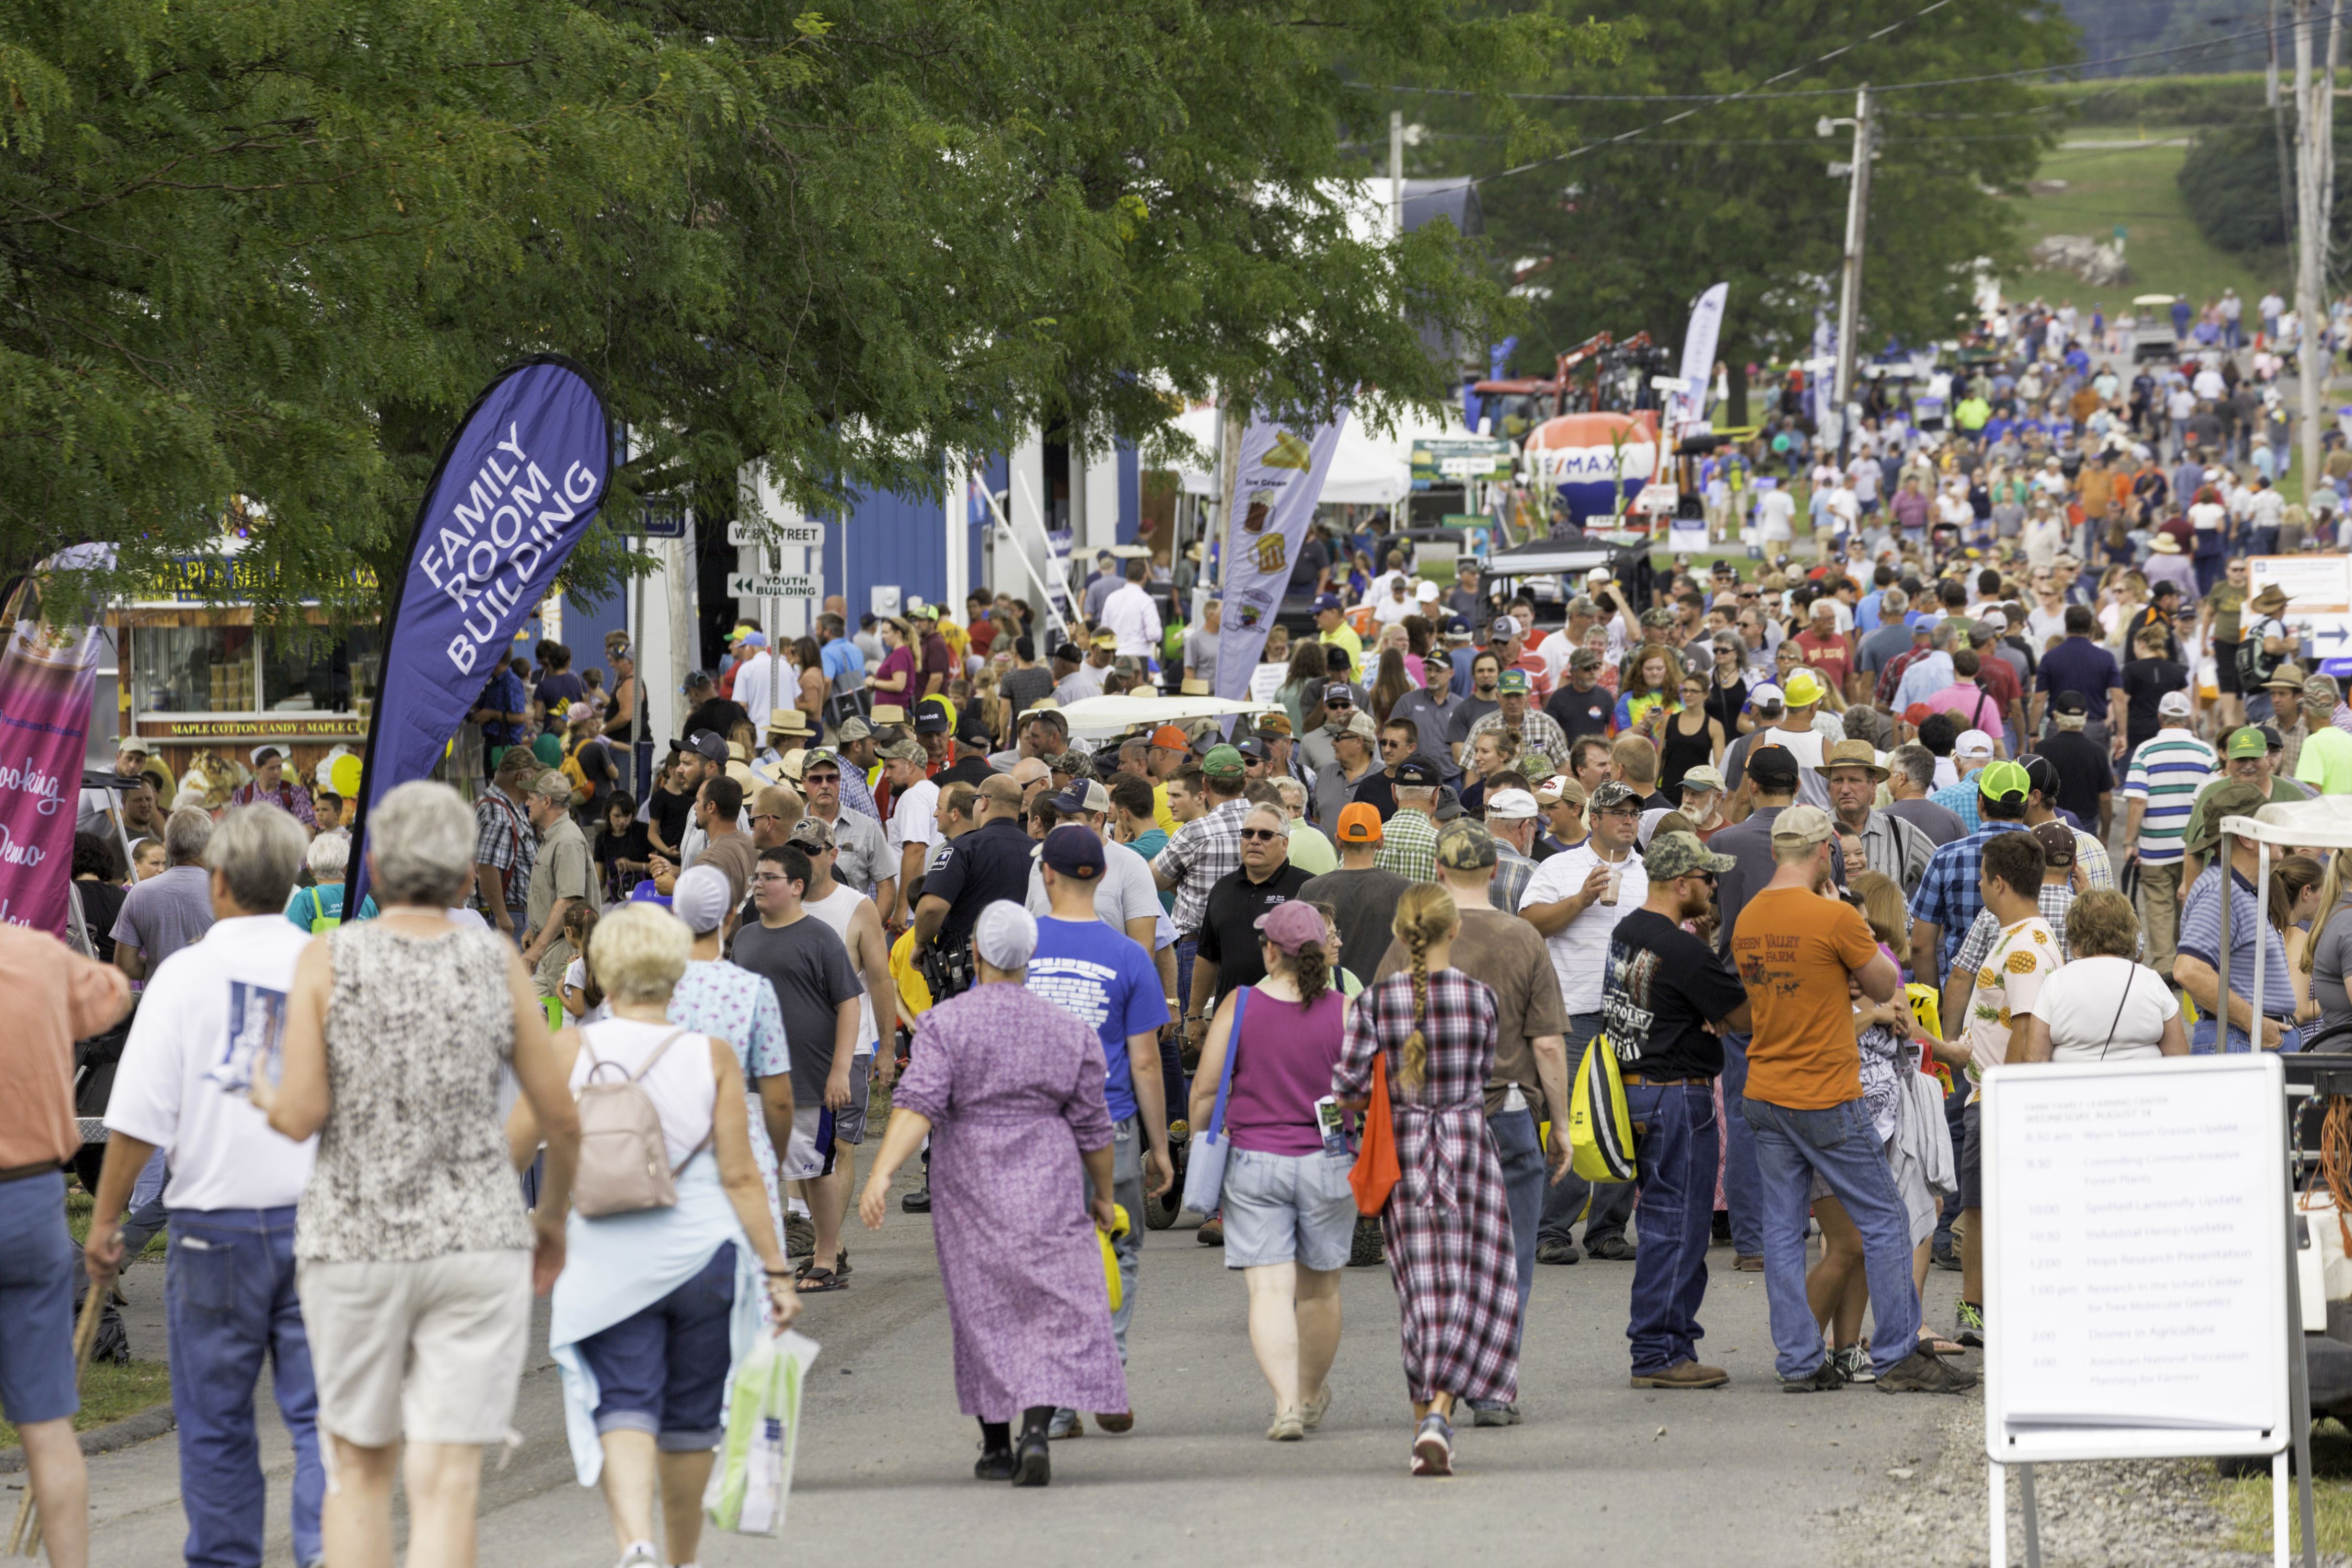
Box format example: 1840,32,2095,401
85,805,324,1568
1754,485,1796,543
1519,780,1649,1263
882,739,940,927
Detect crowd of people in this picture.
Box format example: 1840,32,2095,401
16,319,2352,1561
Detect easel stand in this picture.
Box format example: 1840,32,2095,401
1980,1054,2318,1568
6,1284,103,1557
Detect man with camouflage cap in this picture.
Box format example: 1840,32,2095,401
2293,673,2352,795
1370,817,1570,1425
1607,831,1750,1388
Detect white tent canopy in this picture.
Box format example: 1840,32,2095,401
2216,798,2352,1052
1023,690,1277,740
1160,400,1474,508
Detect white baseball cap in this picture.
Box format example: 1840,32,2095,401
2158,690,2194,717
1955,728,1997,759
1749,682,1785,710
1484,788,1539,821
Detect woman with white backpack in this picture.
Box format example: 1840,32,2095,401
508,900,798,1568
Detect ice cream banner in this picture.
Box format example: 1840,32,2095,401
345,355,611,911
0,614,102,935
1212,407,1350,700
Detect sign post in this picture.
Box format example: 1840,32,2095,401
1981,1053,2312,1568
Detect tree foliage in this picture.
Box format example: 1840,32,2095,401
0,0,1618,622
1390,0,2078,396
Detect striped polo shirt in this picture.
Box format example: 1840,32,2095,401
2121,729,2218,864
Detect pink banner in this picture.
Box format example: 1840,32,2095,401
0,619,100,936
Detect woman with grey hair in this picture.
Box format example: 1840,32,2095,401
508,900,798,1568
283,832,376,933
858,901,1125,1488
258,780,582,1568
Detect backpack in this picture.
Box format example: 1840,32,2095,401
1567,1033,1637,1183
2237,628,2274,694
561,738,598,807
572,1028,711,1217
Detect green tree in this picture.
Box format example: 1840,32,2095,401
1391,0,2077,415
0,1,1620,623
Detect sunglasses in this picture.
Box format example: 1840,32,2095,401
1380,736,1411,750
1238,827,1285,842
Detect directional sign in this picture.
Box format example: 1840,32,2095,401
638,501,690,539
725,573,820,601
727,520,825,548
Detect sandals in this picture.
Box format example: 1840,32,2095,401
1918,1330,1965,1356
795,1265,847,1293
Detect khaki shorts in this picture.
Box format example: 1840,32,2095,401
297,1250,533,1447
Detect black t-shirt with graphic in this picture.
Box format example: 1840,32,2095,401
1601,908,1748,1080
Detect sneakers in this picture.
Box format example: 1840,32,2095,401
1468,1399,1523,1425
1410,1413,1454,1476
1630,1360,1730,1390
1830,1344,1875,1385
1954,1301,1986,1348
1302,1385,1333,1431
1733,1254,1764,1273
1045,1409,1084,1439
616,1544,659,1568
1094,1410,1134,1434
1587,1235,1637,1262
783,1214,816,1258
1535,1238,1583,1265
1930,1240,1962,1272
1779,1363,1844,1393
1348,1216,1386,1267
1267,1408,1305,1442
1877,1347,1979,1393
1197,1217,1224,1246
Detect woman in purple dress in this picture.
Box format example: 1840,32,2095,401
1334,883,1519,1478
858,902,1124,1486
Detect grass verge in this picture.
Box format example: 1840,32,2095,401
2215,1420,2352,1554
0,1360,173,1450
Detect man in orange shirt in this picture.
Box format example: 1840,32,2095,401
1730,805,1974,1396
0,921,132,1568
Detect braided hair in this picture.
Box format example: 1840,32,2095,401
1390,882,1460,1093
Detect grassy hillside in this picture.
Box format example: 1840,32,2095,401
1999,129,2287,318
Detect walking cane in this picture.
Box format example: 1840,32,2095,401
7,1283,105,1557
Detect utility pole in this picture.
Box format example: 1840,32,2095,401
1827,86,1874,467
2293,0,2339,495
1390,110,1404,241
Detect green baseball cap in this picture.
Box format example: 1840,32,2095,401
1976,758,2031,807
2226,725,2268,760
1496,669,1531,695
1201,743,1247,779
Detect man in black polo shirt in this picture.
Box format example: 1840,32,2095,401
912,773,1033,998
1545,649,1615,742
1189,800,1316,1022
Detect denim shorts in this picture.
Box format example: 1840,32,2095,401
574,1243,737,1450
1220,1147,1358,1271
0,1172,79,1425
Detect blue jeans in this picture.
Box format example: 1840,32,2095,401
1742,1097,1920,1379
167,1207,324,1568
1487,1108,1545,1362
575,1243,736,1448
2192,1018,2303,1054
1625,1083,1720,1375
1719,1031,1763,1256
1934,1085,1966,1251
1538,1014,1634,1248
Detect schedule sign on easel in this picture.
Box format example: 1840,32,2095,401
1984,1054,2303,1568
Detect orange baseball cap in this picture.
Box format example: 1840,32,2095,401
1335,803,1384,843
1149,724,1190,750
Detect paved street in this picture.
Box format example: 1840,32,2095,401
73,1160,1973,1566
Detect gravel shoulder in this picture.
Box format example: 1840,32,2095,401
1831,1391,2348,1567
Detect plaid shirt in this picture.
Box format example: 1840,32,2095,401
472,787,535,914
1466,708,1571,774
1907,824,2017,969
1376,806,1441,883
837,764,883,825
1156,796,1249,935
1876,642,1936,707
1951,880,2076,975
1490,841,1535,914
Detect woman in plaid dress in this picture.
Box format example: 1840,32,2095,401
1334,884,1519,1477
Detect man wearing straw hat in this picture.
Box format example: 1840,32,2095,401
0,916,129,1566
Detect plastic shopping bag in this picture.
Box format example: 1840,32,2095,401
705,1329,820,1537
